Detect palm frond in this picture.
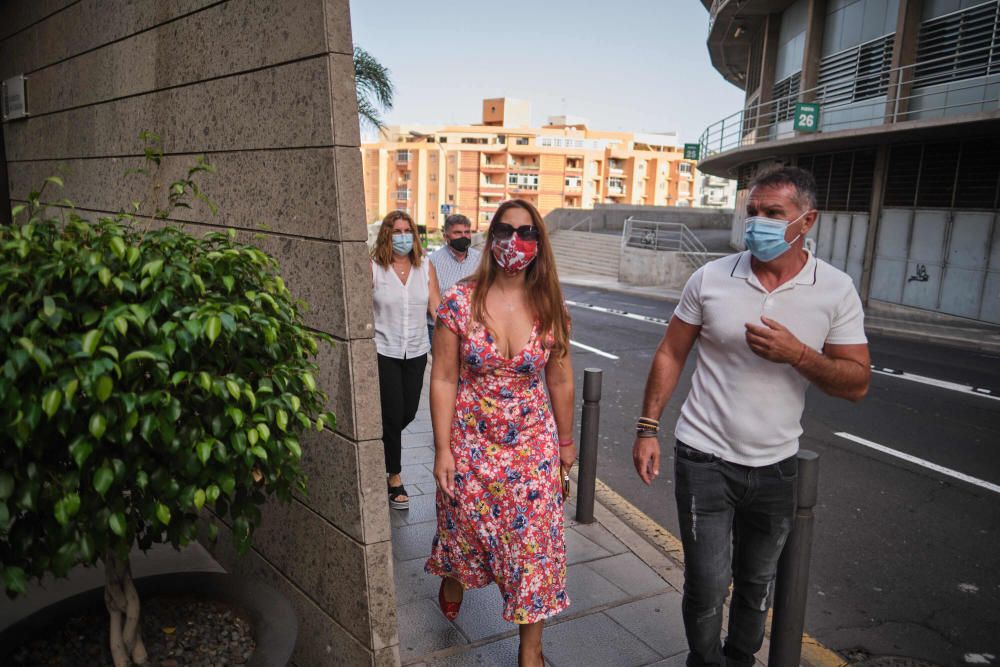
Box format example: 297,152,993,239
354,46,394,130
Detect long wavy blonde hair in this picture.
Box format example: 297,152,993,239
468,199,570,359
371,210,423,268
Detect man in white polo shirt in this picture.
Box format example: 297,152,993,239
632,166,870,667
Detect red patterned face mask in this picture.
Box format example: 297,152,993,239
491,236,538,274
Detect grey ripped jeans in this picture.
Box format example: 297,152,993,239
673,441,797,667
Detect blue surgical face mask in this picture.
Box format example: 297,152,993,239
743,211,809,262
392,233,413,256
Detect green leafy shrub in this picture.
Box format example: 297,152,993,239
0,146,334,664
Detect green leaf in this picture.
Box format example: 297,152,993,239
276,409,288,432
193,489,206,510
53,493,81,526
46,175,64,187
0,472,14,500
302,372,317,392
285,438,302,458
243,386,256,409
81,329,102,356
98,267,112,287
109,236,126,259
219,473,236,497
0,501,9,528
98,345,119,361
93,466,114,496
126,246,141,266
156,503,171,525
109,512,127,537
68,439,93,468
42,296,56,317
196,440,212,465
251,446,268,461
64,378,79,404
42,388,63,418
113,315,128,335
136,471,149,490
2,566,27,594
204,316,222,345
141,259,164,278
247,427,259,446
95,375,113,402
89,413,107,439
222,275,235,293
206,485,221,503
256,423,271,442
289,395,301,413
225,379,240,400
79,534,96,561
128,304,149,326
123,350,159,363
11,203,26,218
197,371,212,392
226,406,244,427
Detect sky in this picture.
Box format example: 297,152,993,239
349,0,746,145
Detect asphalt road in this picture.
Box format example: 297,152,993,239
560,283,1000,667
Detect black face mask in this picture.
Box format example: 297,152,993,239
448,237,472,253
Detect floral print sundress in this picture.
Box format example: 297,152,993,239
425,282,569,624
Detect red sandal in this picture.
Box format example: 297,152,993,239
438,578,462,621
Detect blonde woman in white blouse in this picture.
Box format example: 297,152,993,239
371,211,441,510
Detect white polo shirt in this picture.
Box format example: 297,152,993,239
673,250,867,466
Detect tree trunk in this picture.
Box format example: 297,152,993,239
104,550,148,667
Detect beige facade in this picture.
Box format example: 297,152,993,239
1,1,398,664
361,100,699,230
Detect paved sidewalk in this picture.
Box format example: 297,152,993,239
391,385,698,667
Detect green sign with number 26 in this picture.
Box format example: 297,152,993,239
793,103,820,133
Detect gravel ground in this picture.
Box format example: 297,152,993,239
9,595,255,666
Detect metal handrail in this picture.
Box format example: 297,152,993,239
698,41,1000,158
622,217,710,270
566,215,594,232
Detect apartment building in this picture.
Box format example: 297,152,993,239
361,98,700,230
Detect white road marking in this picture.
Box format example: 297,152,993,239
565,300,669,326
870,366,998,401
835,432,1000,495
569,340,619,360
964,654,995,664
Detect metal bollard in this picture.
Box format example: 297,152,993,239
769,449,820,667
575,368,602,524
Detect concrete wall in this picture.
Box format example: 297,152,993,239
619,248,729,288
0,2,397,665
546,204,734,233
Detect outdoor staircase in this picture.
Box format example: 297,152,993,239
549,230,621,279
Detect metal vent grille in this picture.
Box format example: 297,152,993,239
914,1,1000,87
818,35,894,105
798,149,876,211
772,72,801,122
885,137,1000,209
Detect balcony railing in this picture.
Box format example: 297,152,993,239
697,42,1000,159
511,163,540,171
482,162,508,170
623,218,711,271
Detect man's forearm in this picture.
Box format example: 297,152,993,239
640,349,683,420
794,347,869,401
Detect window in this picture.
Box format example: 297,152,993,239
401,171,411,181
438,137,448,143
678,163,692,175
541,138,553,147
396,150,411,162
515,137,530,145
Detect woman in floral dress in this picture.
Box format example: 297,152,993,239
426,199,575,667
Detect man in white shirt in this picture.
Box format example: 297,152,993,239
428,214,481,342
632,166,871,667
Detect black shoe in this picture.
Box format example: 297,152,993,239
388,485,409,510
